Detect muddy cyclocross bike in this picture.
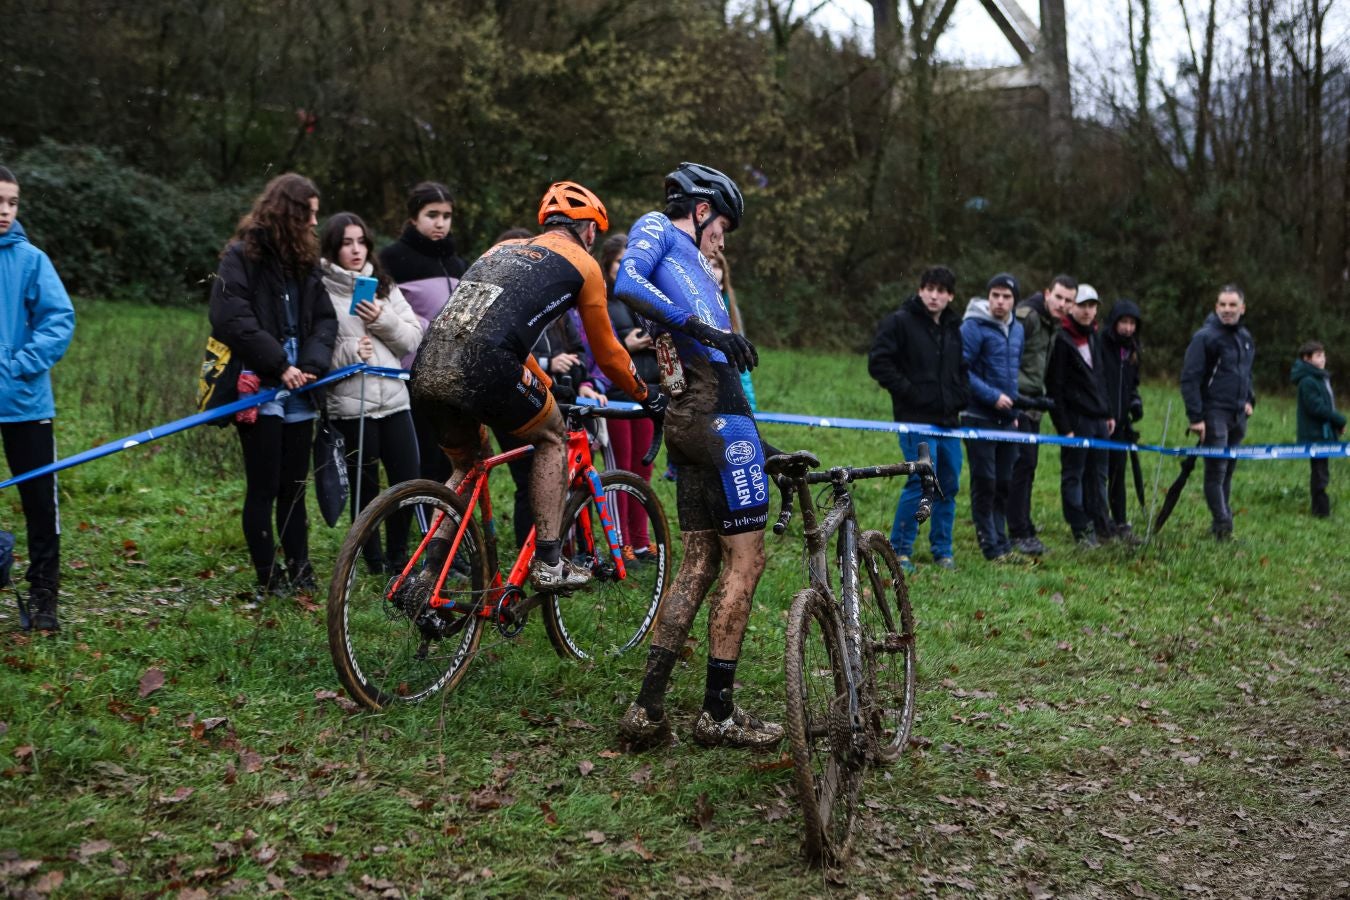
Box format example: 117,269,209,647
327,403,670,710
766,444,939,865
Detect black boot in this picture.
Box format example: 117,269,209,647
286,559,318,593
30,587,59,633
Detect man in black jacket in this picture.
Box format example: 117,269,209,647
1179,285,1256,539
868,266,969,573
1045,284,1114,546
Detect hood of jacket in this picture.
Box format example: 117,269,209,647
0,219,27,249
319,258,374,297
963,297,1013,336
397,222,459,260
1291,357,1331,386
1019,291,1049,322
1106,298,1142,332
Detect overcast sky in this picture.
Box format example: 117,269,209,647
810,0,1349,112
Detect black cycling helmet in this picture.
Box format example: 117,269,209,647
664,162,744,232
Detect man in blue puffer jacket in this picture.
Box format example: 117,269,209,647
960,273,1025,562
0,166,76,633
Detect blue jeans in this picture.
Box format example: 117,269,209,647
889,433,962,559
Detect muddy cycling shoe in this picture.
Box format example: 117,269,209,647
692,705,785,751
617,702,674,751
529,557,591,593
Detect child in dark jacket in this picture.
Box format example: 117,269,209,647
1101,298,1144,538
1291,341,1346,517
1045,284,1114,546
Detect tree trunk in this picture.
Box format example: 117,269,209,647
1039,0,1073,182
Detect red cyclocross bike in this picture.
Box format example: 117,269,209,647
327,404,671,709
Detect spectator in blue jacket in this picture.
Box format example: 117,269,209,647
960,273,1025,562
0,166,76,632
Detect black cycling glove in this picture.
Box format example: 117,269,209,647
684,320,759,373
640,387,670,416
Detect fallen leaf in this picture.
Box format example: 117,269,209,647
597,749,622,759
578,760,595,776
932,822,963,836
239,749,263,774
77,839,114,860
585,830,607,844
1099,829,1133,845
32,870,65,894
14,745,35,759
538,800,558,826
138,668,165,698
1025,882,1054,899
694,792,714,830
1083,857,1103,871
618,834,655,862
157,786,194,805
629,764,652,785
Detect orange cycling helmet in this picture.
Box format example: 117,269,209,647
537,181,609,232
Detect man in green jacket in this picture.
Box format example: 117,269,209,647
1292,340,1346,517
1008,274,1077,555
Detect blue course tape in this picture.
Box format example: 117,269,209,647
3,365,1346,491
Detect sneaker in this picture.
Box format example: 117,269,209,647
529,557,591,593
30,588,59,633
1075,533,1100,549
287,559,318,593
992,551,1032,566
1113,524,1143,546
617,702,673,751
897,555,917,576
1014,536,1047,556
934,556,957,571
692,705,784,751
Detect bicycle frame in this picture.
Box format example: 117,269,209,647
388,413,628,620
788,474,868,737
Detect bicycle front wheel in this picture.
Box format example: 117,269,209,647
857,530,917,763
785,587,862,866
543,470,671,661
327,479,488,709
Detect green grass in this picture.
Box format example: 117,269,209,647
1,301,1347,897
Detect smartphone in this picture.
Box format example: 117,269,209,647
350,276,377,315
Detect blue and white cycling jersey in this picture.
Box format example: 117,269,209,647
613,211,733,367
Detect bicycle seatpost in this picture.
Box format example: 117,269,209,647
914,441,935,524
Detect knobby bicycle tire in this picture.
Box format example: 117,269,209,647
543,470,671,661
856,530,918,763
327,479,488,709
784,587,862,866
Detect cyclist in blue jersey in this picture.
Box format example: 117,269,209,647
611,162,783,752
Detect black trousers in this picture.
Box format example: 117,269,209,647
1106,423,1134,527
1059,417,1111,538
237,417,314,584
1310,458,1330,517
1007,414,1042,540
963,416,1017,559
1201,411,1246,534
493,427,535,548
1,420,60,593
333,411,420,567
412,401,452,485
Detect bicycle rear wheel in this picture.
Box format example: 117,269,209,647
856,530,917,763
543,470,670,661
785,587,862,865
327,479,487,709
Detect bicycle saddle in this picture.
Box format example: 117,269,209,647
766,450,820,481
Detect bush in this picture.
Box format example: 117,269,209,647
7,141,256,303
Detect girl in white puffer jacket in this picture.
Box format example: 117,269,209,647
320,212,424,573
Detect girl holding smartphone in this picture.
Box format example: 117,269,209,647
319,213,423,573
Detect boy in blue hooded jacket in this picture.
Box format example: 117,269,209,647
0,166,76,632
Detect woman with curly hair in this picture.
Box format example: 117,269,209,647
208,173,337,600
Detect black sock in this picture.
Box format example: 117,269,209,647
536,539,561,566
635,646,678,718
703,656,738,721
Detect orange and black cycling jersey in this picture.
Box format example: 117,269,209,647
420,230,648,402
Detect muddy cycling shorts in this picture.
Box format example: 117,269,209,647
410,340,555,458
665,359,769,536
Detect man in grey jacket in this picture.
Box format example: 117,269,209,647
1178,285,1256,540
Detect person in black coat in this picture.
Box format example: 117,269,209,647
1179,285,1256,539
1101,298,1144,537
867,266,969,571
208,174,337,599
1045,285,1114,546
